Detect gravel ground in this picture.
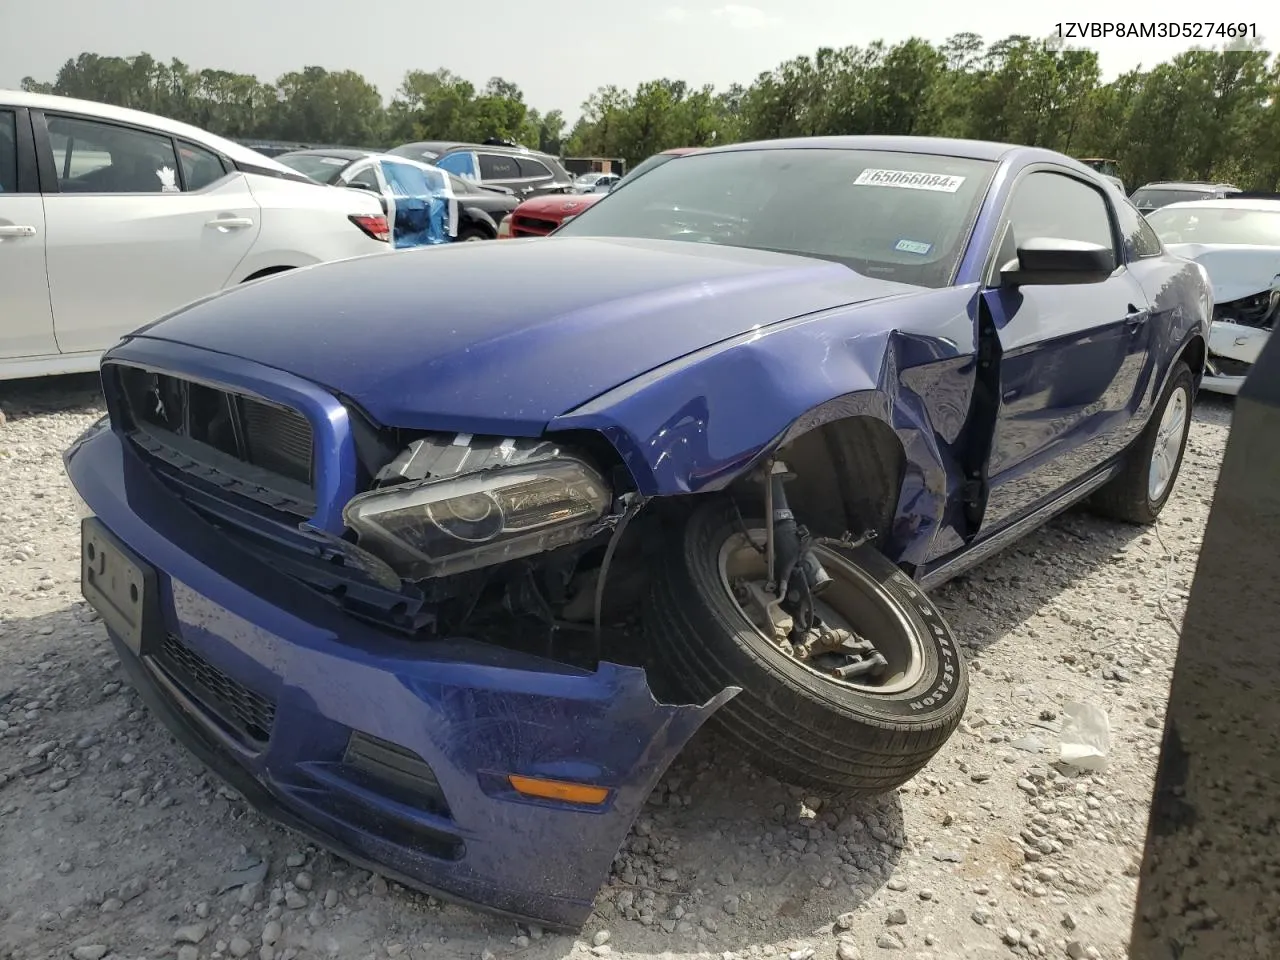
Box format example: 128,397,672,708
0,375,1234,960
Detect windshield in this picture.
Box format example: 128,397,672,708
1147,206,1280,246
276,154,352,183
554,147,997,288
1132,187,1212,210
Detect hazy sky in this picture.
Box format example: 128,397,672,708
1,0,1274,122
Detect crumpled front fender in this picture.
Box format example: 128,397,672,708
550,287,979,566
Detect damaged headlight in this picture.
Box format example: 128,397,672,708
343,458,611,579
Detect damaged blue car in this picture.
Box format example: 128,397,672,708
64,135,1211,930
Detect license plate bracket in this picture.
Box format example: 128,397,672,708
82,517,161,657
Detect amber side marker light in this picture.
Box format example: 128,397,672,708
508,774,610,806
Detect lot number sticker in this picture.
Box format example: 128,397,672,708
854,168,966,192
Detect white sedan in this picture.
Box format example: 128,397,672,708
1146,197,1280,395
0,91,391,381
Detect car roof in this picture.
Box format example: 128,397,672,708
396,139,560,161
1156,197,1280,212
690,135,1097,171
1136,181,1238,190
1,89,302,175
278,148,376,161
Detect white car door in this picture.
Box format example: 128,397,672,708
0,106,57,359
39,112,262,355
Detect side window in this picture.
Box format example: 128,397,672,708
516,157,551,180
478,153,520,180
46,115,179,194
1005,171,1114,253
176,141,227,191
0,110,17,193
436,152,476,179
345,165,381,191
1115,197,1164,259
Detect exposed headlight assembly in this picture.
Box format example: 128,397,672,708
343,457,611,579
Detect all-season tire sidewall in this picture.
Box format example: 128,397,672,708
647,499,968,793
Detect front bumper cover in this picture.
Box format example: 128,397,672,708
65,422,735,930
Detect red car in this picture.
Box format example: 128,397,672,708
500,147,700,238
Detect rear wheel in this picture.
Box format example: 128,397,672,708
646,499,968,795
458,228,489,242
1091,362,1194,524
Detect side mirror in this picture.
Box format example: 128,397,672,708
345,180,378,193
999,237,1116,288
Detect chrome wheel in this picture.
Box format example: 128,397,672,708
1148,385,1189,502
716,529,924,694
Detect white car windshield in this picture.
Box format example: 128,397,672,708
1147,206,1280,246
553,147,997,288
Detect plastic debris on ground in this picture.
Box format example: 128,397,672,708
1059,701,1111,771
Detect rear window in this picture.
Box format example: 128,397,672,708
1146,206,1280,246
276,154,351,183
1132,187,1212,210
554,147,997,288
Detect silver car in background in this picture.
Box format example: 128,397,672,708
1146,197,1280,395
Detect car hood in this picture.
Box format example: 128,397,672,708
132,236,921,434
1166,242,1280,303
514,193,605,219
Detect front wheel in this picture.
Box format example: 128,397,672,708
646,500,968,795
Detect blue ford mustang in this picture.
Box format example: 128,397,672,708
64,136,1210,929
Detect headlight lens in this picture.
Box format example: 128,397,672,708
343,457,611,579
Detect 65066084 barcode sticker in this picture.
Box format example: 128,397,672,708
853,168,966,192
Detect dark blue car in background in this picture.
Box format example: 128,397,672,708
64,136,1211,929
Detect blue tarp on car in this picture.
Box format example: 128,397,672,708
381,161,458,248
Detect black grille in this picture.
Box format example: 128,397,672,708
111,364,315,515
242,398,314,482
155,634,277,746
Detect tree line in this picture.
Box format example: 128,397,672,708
19,35,1280,190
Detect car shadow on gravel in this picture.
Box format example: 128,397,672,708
0,373,104,423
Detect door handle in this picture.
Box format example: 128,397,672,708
0,224,36,238
206,217,254,230
1124,304,1150,327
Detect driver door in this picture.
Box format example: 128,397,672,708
977,168,1154,533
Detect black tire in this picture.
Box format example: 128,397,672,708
646,499,968,795
457,228,490,242
1091,361,1194,525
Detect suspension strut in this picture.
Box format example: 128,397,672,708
766,461,833,604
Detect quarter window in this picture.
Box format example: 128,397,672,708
1114,197,1164,259
478,153,520,180
177,141,227,191
46,115,180,194
0,110,17,193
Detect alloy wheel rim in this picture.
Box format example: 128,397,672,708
1148,386,1189,503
